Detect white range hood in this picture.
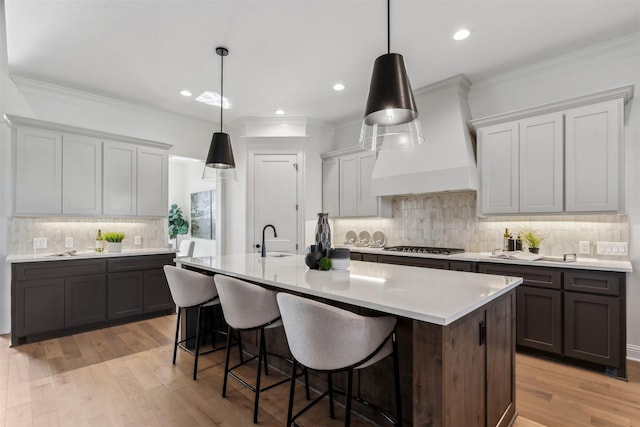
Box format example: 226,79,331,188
370,75,478,196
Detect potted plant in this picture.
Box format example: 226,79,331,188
104,232,126,253
520,229,546,254
168,204,189,248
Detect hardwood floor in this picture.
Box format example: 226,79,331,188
0,315,638,426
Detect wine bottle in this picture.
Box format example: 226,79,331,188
95,229,104,253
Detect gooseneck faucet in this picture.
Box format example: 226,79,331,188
261,224,278,257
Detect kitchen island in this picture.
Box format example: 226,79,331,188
177,253,523,426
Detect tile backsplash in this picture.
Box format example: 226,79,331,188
332,192,629,258
8,217,167,255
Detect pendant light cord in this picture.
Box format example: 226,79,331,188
387,0,390,54
220,53,224,133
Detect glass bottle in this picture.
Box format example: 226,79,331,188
95,229,104,253
503,228,510,251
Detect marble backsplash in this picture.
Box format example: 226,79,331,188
332,191,629,259
8,217,168,255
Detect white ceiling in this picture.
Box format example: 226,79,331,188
4,1,640,126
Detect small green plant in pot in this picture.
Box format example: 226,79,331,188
104,232,126,253
520,229,546,254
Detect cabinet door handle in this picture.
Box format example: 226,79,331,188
479,321,486,346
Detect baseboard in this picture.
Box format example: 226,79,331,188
627,344,640,362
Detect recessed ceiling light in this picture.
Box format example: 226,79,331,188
333,83,345,91
274,109,286,115
180,89,192,97
195,91,231,108
453,29,471,41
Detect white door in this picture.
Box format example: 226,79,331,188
253,154,299,254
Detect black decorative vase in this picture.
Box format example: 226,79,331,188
314,213,331,256
305,244,323,269
528,247,540,254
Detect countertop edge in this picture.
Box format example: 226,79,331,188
344,246,632,272
6,249,178,263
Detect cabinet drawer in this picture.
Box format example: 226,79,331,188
563,270,622,296
450,261,475,272
361,253,379,262
108,254,175,272
478,263,561,289
377,255,449,270
349,252,363,261
13,259,107,281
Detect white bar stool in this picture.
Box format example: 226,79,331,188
163,265,233,380
214,275,309,424
276,292,403,427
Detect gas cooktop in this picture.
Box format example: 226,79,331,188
384,246,465,255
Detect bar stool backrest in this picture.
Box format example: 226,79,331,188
214,275,281,330
163,265,217,308
276,293,396,371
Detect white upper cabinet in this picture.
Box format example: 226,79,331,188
478,122,519,214
356,151,378,216
565,99,622,212
338,154,358,217
10,116,171,217
519,113,563,213
62,134,102,215
321,157,339,217
15,128,62,215
322,149,391,218
137,146,168,216
103,141,137,216
472,86,631,216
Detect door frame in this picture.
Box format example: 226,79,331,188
246,149,305,255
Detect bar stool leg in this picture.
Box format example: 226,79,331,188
173,307,181,365
262,328,269,376
222,325,232,397
392,333,403,427
193,305,203,380
345,369,354,427
328,373,335,418
238,330,244,363
253,328,265,423
286,359,298,427
304,368,310,400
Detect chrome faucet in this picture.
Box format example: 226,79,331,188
261,224,277,257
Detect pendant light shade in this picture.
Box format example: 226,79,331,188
203,46,235,181
359,0,424,151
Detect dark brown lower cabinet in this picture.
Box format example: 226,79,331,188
14,278,65,336
479,262,626,378
11,253,175,346
516,286,562,354
564,291,621,367
377,254,450,269
65,274,107,327
107,271,144,319
143,269,174,312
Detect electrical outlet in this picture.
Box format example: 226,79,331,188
134,236,141,245
579,241,590,254
596,241,628,255
33,238,47,249
65,237,73,248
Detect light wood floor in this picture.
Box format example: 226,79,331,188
0,315,638,426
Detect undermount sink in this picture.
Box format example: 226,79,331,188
266,252,293,257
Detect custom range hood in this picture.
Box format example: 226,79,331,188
370,75,478,196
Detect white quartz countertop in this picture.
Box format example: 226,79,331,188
6,248,177,263
346,246,632,273
176,253,522,326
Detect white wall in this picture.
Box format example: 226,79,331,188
0,0,10,334
168,158,217,257
222,118,333,255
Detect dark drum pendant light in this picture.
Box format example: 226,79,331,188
359,0,424,151
203,47,235,180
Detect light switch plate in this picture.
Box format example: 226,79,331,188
65,237,73,248
134,236,141,245
579,241,590,254
33,238,47,249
